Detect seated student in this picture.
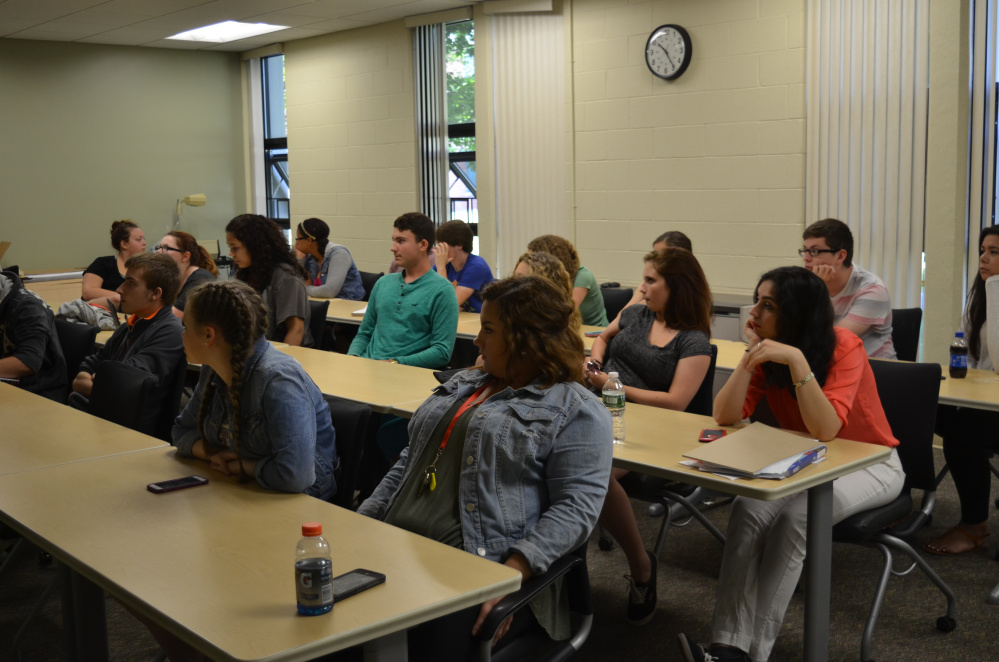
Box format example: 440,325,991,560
358,276,612,659
584,247,713,625
173,281,336,499
924,226,999,555
72,253,185,428
295,217,365,300
155,231,217,319
513,251,581,331
349,212,459,368
82,220,147,308
527,234,608,327
801,218,896,358
226,214,313,347
0,269,68,401
432,219,494,312
614,230,694,322
678,266,903,662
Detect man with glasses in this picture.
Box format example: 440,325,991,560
801,218,896,358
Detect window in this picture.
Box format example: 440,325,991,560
262,54,289,229
446,21,477,250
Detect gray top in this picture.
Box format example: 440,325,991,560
174,267,216,312
261,263,313,347
604,304,711,391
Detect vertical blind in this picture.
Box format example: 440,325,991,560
414,24,449,225
490,12,566,276
805,0,930,307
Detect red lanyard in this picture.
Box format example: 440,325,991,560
419,380,494,496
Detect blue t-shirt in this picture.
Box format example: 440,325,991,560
443,253,494,313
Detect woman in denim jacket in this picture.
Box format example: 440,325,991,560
172,280,336,500
358,275,613,658
295,217,365,300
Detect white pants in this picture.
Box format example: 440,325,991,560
711,448,904,662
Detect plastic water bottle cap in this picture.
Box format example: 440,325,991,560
955,331,965,338
608,371,619,379
302,522,323,536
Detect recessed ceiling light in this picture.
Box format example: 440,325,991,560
166,20,288,44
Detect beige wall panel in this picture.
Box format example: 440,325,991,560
285,21,417,274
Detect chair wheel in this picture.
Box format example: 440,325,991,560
936,616,956,632
598,535,614,551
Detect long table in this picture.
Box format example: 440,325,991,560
0,389,521,662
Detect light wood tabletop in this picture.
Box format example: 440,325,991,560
277,346,440,413
0,383,165,476
0,446,521,662
314,297,479,327
23,277,83,308
613,401,891,500
937,367,999,412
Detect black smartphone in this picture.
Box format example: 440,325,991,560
147,475,209,494
333,568,386,601
698,428,726,443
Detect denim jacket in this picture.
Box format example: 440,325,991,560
358,369,612,574
172,338,337,500
303,243,365,300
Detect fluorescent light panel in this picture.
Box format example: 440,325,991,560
167,20,288,44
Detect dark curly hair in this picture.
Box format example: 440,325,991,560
755,266,836,392
481,275,585,388
226,214,307,291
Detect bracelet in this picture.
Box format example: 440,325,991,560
793,371,815,389
388,359,399,364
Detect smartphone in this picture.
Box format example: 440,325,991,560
333,569,386,601
586,360,601,373
584,331,602,337
147,475,209,494
698,428,726,443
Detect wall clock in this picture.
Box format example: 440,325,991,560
645,24,692,80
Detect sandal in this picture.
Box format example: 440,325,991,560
923,525,990,555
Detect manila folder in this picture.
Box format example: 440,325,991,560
682,422,823,475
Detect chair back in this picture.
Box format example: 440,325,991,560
890,307,923,362
324,396,372,510
54,319,99,384
308,299,330,350
153,356,188,442
359,271,383,302
600,287,633,323
683,345,718,416
869,359,941,491
89,360,156,434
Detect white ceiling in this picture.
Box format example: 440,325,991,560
0,0,475,51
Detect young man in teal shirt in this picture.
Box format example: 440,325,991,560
348,212,458,369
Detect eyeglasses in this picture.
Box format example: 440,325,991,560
797,247,838,258
154,244,182,254
295,236,308,242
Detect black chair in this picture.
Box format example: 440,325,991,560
600,287,633,323
308,299,330,350
54,319,99,384
831,359,956,662
324,395,372,510
359,271,383,302
153,355,188,442
472,544,593,662
87,360,157,433
890,307,922,362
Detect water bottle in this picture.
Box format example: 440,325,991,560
950,331,968,379
602,371,626,444
295,522,333,615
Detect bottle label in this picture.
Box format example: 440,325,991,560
950,354,968,369
296,558,333,608
602,393,625,409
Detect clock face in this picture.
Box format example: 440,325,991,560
645,24,692,80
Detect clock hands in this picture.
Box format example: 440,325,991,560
658,42,675,69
